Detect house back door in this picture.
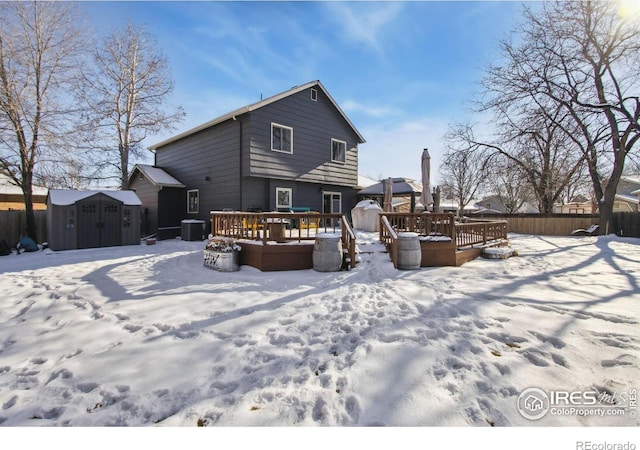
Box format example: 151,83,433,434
322,192,342,227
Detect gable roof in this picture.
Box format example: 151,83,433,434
358,177,423,196
129,164,185,188
149,80,365,150
48,189,142,206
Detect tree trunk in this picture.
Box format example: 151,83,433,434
23,186,38,243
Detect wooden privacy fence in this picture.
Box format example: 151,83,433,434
612,212,640,237
472,213,600,236
0,210,47,245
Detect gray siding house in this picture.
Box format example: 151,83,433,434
128,164,186,238
147,80,366,234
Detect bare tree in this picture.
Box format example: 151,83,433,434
482,0,640,233
485,159,534,214
78,22,184,189
0,2,87,241
439,142,489,217
449,106,586,215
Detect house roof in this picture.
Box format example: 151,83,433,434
48,189,142,206
148,80,366,150
358,177,423,196
357,174,378,189
130,164,185,188
0,173,48,196
615,193,639,205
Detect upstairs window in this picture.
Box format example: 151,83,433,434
310,88,318,101
331,139,346,163
272,123,293,154
187,189,199,214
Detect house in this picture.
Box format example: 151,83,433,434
553,195,594,214
613,176,640,212
46,189,141,251
128,164,186,239
476,194,539,214
146,80,366,236
0,173,48,211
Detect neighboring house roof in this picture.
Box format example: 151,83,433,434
357,174,378,189
358,177,423,196
48,189,142,206
0,173,48,196
149,80,366,150
615,193,639,205
130,164,185,188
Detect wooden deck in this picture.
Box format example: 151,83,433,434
210,211,356,271
209,211,507,271
380,213,509,268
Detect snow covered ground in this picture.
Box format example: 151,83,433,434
0,232,638,436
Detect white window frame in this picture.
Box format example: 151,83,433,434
271,123,293,154
187,189,199,214
310,88,318,101
331,138,347,163
276,187,292,210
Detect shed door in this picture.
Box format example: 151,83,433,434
100,201,122,247
77,199,122,249
78,202,101,249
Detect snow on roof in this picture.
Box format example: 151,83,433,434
48,189,142,206
358,177,423,195
357,174,377,189
132,164,185,188
620,175,640,185
0,173,48,196
615,193,639,205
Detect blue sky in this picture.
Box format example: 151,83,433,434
83,1,531,184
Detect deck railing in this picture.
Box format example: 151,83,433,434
455,219,508,248
379,213,456,243
210,211,357,268
379,213,508,250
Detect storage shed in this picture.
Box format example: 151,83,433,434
47,190,142,251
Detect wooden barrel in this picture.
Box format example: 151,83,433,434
313,233,343,272
397,232,421,270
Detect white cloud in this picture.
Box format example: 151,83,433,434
323,2,405,54
342,99,401,118
358,117,450,185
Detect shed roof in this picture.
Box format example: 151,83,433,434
48,189,142,206
130,164,185,188
149,80,365,150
